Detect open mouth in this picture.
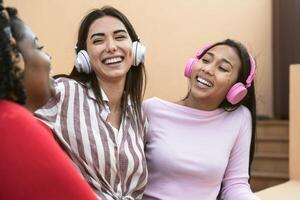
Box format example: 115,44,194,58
196,76,213,87
102,56,124,65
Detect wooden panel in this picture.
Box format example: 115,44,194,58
289,64,300,180
273,0,300,119
256,181,300,199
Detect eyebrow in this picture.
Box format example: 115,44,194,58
90,29,127,39
206,52,233,68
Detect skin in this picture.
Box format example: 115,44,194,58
86,16,134,129
12,20,54,112
180,45,241,111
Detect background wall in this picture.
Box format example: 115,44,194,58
8,0,273,117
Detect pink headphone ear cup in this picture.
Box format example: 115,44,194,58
226,82,248,105
184,58,198,78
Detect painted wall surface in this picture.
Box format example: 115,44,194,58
8,0,273,117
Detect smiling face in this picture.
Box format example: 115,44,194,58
14,20,51,72
186,45,241,110
86,16,133,84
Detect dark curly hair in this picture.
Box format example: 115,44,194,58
0,4,25,105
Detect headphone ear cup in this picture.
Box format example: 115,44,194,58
132,41,146,66
184,58,198,78
184,45,212,78
75,50,92,74
226,82,248,105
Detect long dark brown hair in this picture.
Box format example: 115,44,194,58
185,39,257,175
56,6,147,121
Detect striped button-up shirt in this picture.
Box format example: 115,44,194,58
35,78,148,200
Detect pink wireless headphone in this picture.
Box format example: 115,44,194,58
184,44,256,105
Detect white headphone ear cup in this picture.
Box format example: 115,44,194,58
132,41,145,66
75,50,92,74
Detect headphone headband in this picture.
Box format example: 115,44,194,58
246,54,256,88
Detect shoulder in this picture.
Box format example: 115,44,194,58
0,100,50,133
0,100,30,119
231,106,252,134
54,77,81,88
221,106,252,129
235,105,251,121
143,97,159,106
143,97,165,112
53,77,87,94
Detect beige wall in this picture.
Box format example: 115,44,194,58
8,0,273,117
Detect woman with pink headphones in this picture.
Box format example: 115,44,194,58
143,39,260,200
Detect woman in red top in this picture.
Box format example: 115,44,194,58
0,2,97,199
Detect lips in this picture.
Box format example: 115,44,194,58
196,76,213,88
102,56,124,65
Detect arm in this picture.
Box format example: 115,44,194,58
221,108,260,200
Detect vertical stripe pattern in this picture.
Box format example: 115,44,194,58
35,78,148,200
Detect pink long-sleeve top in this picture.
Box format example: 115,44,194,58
142,97,260,200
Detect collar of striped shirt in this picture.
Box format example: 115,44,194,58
83,82,134,118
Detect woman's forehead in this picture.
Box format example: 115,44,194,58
207,45,241,66
88,16,127,36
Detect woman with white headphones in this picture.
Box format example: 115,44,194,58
36,6,148,200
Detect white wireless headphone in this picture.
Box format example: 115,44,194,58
74,41,146,74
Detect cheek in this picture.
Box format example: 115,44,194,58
225,78,236,89
127,47,133,58
125,46,134,65
218,77,236,94
29,52,51,69
88,48,102,65
227,78,236,87
120,40,133,54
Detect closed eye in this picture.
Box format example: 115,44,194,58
94,38,106,44
37,45,44,50
201,58,209,64
115,35,127,41
34,38,44,50
218,66,229,72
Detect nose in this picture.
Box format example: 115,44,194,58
201,62,214,76
105,38,117,53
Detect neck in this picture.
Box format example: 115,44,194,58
180,95,220,111
97,78,125,112
97,78,126,130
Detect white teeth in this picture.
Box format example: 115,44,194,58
197,77,213,87
104,57,122,64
